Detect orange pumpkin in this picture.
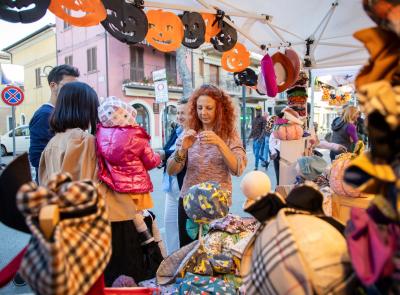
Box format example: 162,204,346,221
49,0,106,27
329,142,365,198
201,13,221,42
145,9,184,52
273,124,303,140
221,43,250,73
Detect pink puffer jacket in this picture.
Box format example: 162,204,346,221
96,124,161,193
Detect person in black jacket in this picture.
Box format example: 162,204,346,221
159,100,188,254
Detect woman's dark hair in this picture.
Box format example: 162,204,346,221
50,81,99,134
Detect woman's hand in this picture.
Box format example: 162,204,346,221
181,129,197,150
199,131,222,147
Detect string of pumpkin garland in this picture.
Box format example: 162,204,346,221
0,0,300,96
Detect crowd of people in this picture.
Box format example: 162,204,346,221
8,64,365,288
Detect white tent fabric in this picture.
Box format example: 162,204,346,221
143,0,375,69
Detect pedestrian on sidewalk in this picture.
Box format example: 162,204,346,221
159,99,188,254
248,106,267,170
29,65,79,184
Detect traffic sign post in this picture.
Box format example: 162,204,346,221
1,85,24,157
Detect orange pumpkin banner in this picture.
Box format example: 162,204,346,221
146,9,184,52
49,0,106,27
201,13,221,42
221,43,250,73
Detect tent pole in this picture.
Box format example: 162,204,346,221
317,42,364,49
265,21,286,43
143,1,269,20
309,70,316,126
268,23,304,41
310,1,338,58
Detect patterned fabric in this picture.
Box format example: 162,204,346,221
184,244,213,276
17,173,112,295
183,181,230,224
176,131,247,200
249,116,267,140
265,116,276,134
176,273,236,295
209,214,258,234
98,96,137,127
243,209,356,295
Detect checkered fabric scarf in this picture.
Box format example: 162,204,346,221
98,96,137,127
16,173,111,295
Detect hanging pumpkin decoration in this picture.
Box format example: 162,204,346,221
0,0,50,23
180,11,205,49
49,0,106,27
329,141,365,198
221,43,250,73
234,68,257,87
210,20,237,52
145,9,184,52
322,87,330,101
101,0,148,44
273,124,304,141
201,13,221,42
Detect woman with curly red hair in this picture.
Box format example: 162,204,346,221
167,84,247,246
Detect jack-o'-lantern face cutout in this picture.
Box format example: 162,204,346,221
0,0,50,23
211,20,237,52
234,68,257,87
180,11,205,49
221,43,250,72
101,0,148,44
201,13,221,42
48,0,106,27
146,9,184,52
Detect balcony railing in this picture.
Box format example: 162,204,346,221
122,63,179,86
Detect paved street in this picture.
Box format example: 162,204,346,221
0,149,276,294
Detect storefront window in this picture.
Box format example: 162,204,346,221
164,105,177,143
132,103,150,135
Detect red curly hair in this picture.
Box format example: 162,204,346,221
186,84,237,141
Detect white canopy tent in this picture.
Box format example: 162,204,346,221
142,0,374,123
142,0,375,69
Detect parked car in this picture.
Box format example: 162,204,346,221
0,125,30,156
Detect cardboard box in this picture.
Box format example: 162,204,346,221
331,194,374,223
279,158,298,186
280,138,307,163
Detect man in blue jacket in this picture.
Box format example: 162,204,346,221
29,65,80,183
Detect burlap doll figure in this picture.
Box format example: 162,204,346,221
16,173,112,295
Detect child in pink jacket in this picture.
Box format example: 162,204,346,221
96,96,164,285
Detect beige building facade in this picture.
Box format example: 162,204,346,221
2,24,56,134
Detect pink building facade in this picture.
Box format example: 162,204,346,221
56,19,188,148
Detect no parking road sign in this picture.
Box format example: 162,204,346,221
1,86,24,106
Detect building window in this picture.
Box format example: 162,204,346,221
63,10,71,29
65,55,73,66
87,47,97,72
130,46,144,82
20,114,26,125
165,53,177,85
7,116,12,131
132,103,150,135
35,68,41,87
199,59,204,77
209,64,219,86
